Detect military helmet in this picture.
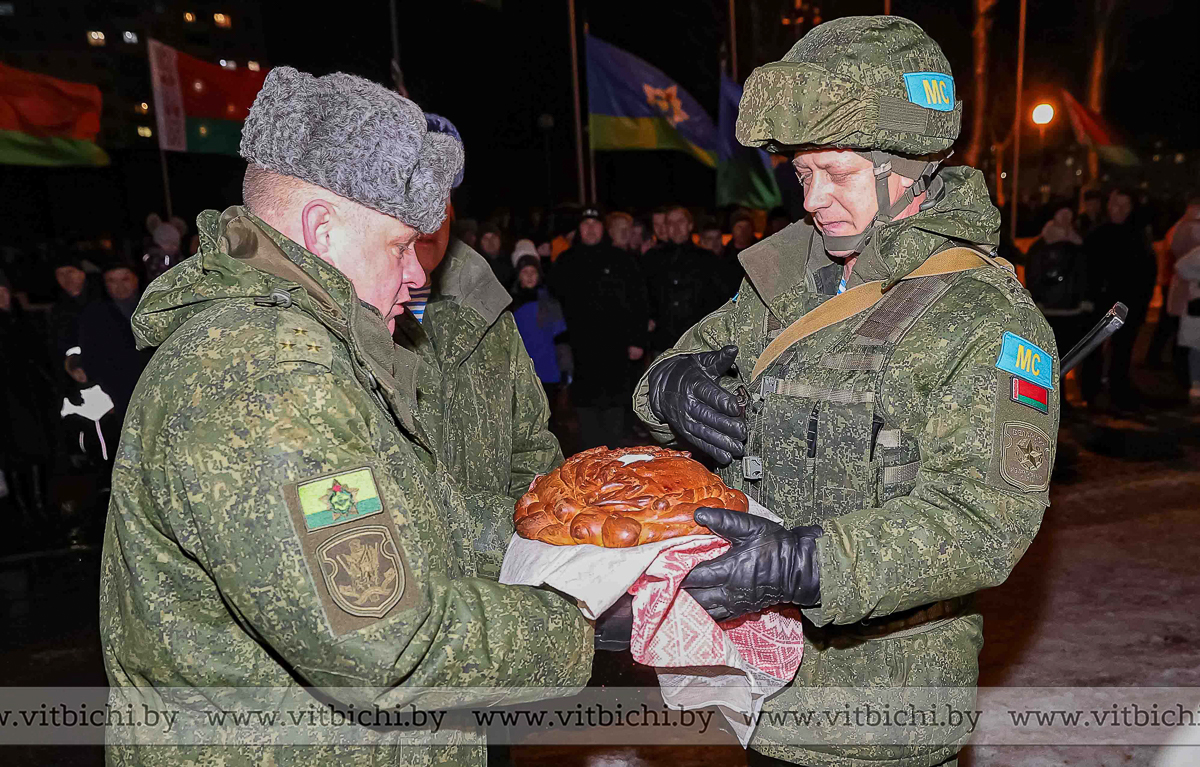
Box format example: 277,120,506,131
736,15,960,156
736,16,961,254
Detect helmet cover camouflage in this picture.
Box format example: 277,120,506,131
736,16,961,156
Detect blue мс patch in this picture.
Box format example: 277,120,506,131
902,72,955,112
996,332,1054,390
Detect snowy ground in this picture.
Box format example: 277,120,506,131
965,389,1200,764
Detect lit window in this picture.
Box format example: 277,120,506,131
192,79,204,93
87,31,106,46
1153,154,1161,162
134,102,149,114
198,125,209,137
213,13,231,28
247,60,260,72
220,59,236,70
137,126,152,138
184,12,195,22
122,31,138,43
1176,153,1186,164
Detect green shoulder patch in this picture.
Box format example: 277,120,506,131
283,466,418,636
296,467,383,531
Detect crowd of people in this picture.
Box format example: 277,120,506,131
2,184,1198,555
0,211,202,551
1024,188,1200,409
451,203,772,451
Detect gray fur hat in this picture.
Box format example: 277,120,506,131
239,66,463,234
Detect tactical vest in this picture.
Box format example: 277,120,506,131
731,271,960,525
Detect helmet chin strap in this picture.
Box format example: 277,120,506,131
819,150,946,255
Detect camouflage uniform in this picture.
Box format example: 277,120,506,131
395,237,563,578
634,17,1059,767
101,207,592,767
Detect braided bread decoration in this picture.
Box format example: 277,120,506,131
514,446,749,547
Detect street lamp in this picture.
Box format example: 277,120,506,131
1030,102,1055,193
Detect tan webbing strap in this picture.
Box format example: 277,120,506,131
750,247,1006,381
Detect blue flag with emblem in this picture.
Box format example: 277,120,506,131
586,35,718,168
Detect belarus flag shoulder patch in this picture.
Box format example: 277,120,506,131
1011,376,1050,414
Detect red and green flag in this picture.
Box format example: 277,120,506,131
1060,88,1138,167
0,62,109,166
148,39,268,155
1011,377,1050,414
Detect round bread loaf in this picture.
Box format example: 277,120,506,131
514,445,749,547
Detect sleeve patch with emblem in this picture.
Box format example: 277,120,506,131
999,422,1051,492
283,466,419,636
296,467,383,531
316,525,404,618
996,331,1053,389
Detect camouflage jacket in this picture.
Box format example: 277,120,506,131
395,238,563,578
634,168,1059,767
100,207,592,767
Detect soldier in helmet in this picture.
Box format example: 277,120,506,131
634,16,1059,767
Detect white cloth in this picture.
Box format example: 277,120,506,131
499,498,797,746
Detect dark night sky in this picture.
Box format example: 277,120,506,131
22,0,1194,242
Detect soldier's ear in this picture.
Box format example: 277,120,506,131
300,200,336,257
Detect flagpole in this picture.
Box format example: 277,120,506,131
568,0,587,204
584,21,597,205
158,146,173,219
1010,0,1027,241
728,0,738,81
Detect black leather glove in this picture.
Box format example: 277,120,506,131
682,507,822,623
646,346,747,465
594,592,634,651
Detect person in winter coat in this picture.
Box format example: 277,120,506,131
142,213,188,283
1154,197,1200,378
101,66,602,767
1174,244,1200,401
510,254,569,394
1026,206,1091,356
641,206,728,355
0,270,55,538
1082,189,1157,409
719,209,758,296
395,226,565,573
478,222,512,289
549,207,649,449
77,261,152,426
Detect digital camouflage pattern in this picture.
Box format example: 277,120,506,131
635,167,1059,767
395,237,564,579
736,16,961,156
100,207,592,767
